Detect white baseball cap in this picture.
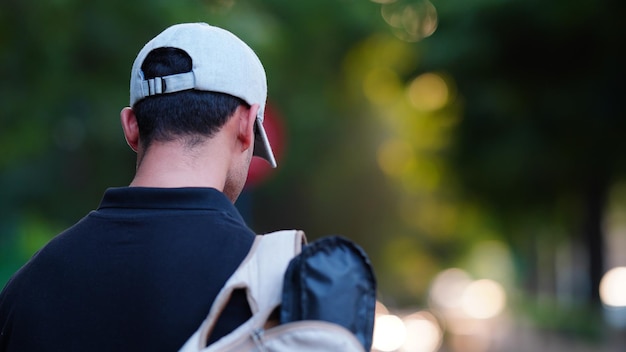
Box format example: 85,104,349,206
129,22,276,168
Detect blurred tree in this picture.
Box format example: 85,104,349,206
419,0,626,305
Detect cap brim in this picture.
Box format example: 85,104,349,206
253,117,277,168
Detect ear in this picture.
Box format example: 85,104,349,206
237,104,259,152
120,107,140,152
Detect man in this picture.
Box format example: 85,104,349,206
0,22,277,351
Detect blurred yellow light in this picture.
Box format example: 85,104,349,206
461,279,506,319
373,314,406,352
401,311,442,352
377,139,414,177
600,267,626,307
407,73,449,111
363,68,402,105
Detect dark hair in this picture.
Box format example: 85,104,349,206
132,47,246,150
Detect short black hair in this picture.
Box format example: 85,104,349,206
132,47,247,150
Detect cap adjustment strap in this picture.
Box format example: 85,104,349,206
140,72,196,99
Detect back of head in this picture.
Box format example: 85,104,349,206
129,23,277,167
133,48,244,150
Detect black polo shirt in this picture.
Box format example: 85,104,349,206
0,187,255,351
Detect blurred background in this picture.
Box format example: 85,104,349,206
1,0,625,350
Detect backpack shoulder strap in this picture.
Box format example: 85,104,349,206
179,230,306,352
226,230,306,314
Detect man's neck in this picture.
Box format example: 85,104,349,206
129,140,229,190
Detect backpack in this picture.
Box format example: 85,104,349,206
179,230,376,352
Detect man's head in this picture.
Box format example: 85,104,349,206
122,23,276,200
132,47,245,151
121,23,276,200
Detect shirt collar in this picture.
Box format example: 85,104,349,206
98,187,245,222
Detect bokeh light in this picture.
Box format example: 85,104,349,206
461,279,507,319
377,139,414,177
380,0,438,42
407,73,449,112
464,240,515,289
428,267,508,341
363,68,403,106
429,268,473,309
373,314,407,352
600,266,626,307
401,311,442,352
376,300,391,315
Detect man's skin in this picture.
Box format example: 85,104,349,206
119,103,260,202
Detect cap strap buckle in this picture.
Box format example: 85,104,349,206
140,72,196,99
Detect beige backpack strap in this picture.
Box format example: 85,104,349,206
179,230,306,352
